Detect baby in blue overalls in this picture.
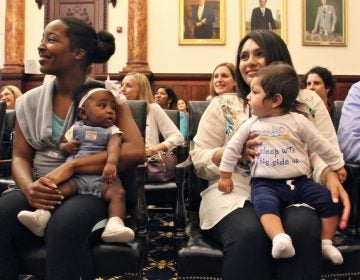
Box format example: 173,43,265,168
18,80,134,243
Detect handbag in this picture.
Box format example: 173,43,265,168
146,151,178,182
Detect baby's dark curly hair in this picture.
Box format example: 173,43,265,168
73,80,107,119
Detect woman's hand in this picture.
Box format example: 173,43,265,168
322,169,351,230
145,147,156,157
22,177,64,210
212,148,224,167
242,131,261,163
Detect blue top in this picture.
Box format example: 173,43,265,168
179,111,189,140
337,81,360,163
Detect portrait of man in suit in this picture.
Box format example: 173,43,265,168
303,0,345,45
311,0,337,40
191,0,215,39
250,0,276,31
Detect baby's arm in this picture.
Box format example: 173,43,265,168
102,132,122,184
218,119,254,193
218,171,234,194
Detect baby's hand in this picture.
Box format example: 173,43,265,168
336,167,347,183
102,163,117,184
218,177,234,194
64,140,81,154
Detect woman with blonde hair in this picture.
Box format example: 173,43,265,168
0,85,22,109
120,72,184,157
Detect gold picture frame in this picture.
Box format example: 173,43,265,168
179,0,225,45
241,0,286,41
302,0,347,46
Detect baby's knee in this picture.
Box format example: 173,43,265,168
105,185,126,200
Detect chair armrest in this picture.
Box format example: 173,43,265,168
176,144,190,164
344,163,360,236
119,164,148,236
174,158,193,239
134,164,148,236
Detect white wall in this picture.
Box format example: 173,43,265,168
0,0,5,70
1,0,360,75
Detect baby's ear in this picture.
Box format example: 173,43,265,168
272,93,283,108
77,107,87,120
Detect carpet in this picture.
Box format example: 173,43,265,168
100,211,177,280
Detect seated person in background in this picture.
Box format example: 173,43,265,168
219,63,346,264
120,72,184,157
177,99,189,140
154,86,178,110
17,80,134,243
0,85,22,110
303,66,336,122
337,81,360,163
209,62,237,99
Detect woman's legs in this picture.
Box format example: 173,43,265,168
45,194,107,280
205,204,322,280
0,190,37,279
274,206,322,280
205,203,273,280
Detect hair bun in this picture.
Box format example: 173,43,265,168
93,30,116,64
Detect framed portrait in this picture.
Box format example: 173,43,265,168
241,0,287,41
179,0,225,45
302,0,347,46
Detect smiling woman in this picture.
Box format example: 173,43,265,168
0,16,145,279
0,85,22,109
209,62,237,99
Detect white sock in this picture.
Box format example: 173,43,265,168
101,216,135,243
17,209,51,237
322,239,343,265
272,233,295,259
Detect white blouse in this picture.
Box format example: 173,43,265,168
190,90,341,230
145,103,184,151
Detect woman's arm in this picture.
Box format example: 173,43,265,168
299,90,350,228
150,104,184,153
190,99,227,180
12,120,63,209
337,82,360,163
321,168,350,230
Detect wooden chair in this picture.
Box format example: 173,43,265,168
1,100,149,279
175,100,360,279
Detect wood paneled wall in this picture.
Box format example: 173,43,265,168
0,72,358,102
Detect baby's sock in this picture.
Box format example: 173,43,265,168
101,216,135,243
322,239,343,265
17,209,51,237
272,233,295,259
